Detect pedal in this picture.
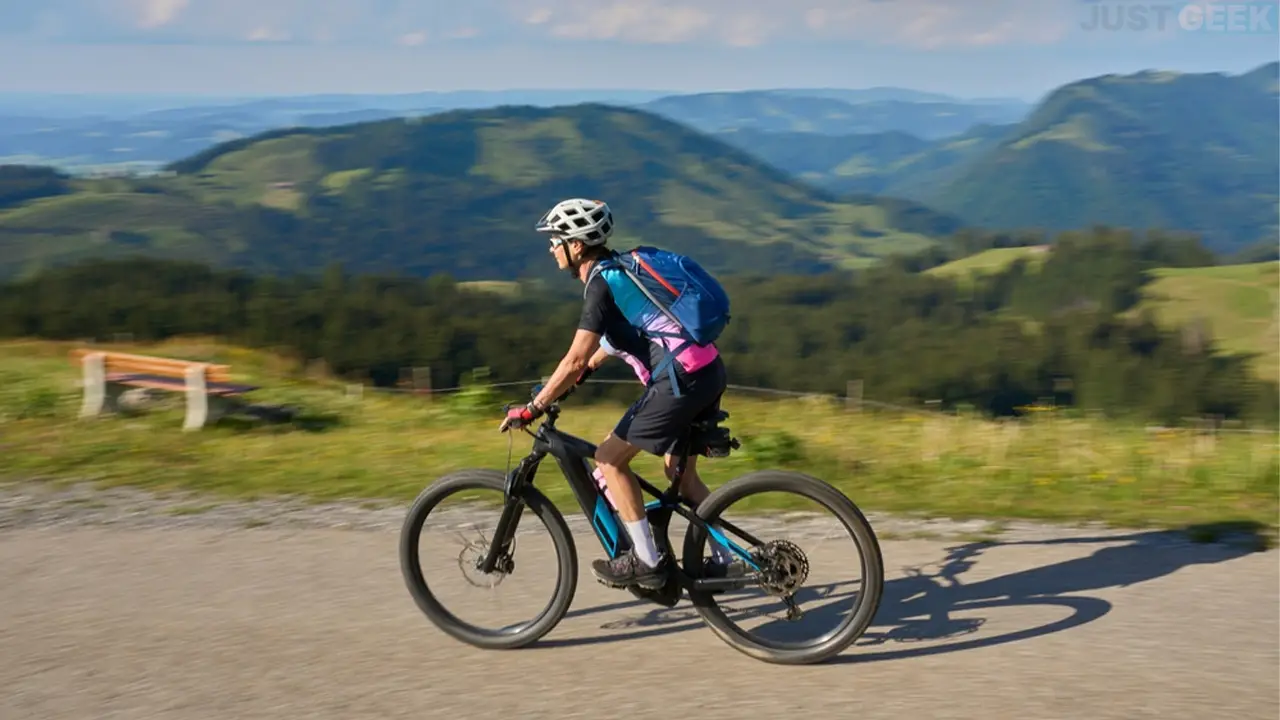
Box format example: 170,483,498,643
628,579,681,608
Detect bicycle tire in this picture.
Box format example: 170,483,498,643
399,468,579,650
681,469,885,665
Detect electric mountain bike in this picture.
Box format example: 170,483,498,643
399,383,885,665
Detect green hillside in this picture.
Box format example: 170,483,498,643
0,104,965,281
926,63,1279,254
715,64,1277,256
715,123,1011,198
924,245,1050,281
642,92,1028,139
925,248,1279,381
1132,262,1280,382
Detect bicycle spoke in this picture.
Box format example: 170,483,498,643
681,471,885,664
400,469,578,648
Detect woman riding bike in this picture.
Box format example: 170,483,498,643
499,198,736,590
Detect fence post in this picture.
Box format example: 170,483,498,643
413,366,432,400
846,379,863,412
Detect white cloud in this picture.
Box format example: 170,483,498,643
133,0,188,28
17,0,1072,48
721,12,771,47
507,0,1071,48
246,25,290,42
794,0,1071,48
398,30,427,46
546,1,712,44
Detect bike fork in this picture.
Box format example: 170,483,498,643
477,495,525,574
477,462,534,574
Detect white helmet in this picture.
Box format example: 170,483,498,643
534,198,613,246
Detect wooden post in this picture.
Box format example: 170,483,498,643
846,379,863,412
183,363,210,431
413,366,432,399
79,351,107,419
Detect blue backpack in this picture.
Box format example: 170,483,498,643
586,246,731,396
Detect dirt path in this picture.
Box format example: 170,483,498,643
1,484,1277,719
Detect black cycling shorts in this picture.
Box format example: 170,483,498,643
613,356,727,457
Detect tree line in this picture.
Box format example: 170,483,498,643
1,227,1275,426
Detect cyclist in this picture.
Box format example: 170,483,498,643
499,198,735,590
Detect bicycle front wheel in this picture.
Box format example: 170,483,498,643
682,470,884,665
399,469,579,650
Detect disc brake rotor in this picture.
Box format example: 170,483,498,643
455,530,514,588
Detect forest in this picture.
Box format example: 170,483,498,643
3,225,1274,427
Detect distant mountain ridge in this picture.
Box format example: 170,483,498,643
0,103,964,281
638,92,1030,139
925,62,1279,253
711,63,1278,254
0,86,1032,172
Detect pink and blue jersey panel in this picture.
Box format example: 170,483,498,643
596,265,719,384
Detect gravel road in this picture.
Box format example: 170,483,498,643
2,482,1276,720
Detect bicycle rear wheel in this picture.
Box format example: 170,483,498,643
399,469,579,649
682,470,884,665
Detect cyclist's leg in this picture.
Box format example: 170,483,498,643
596,435,645,523
591,360,725,588
663,375,740,569
666,451,708,503
666,446,740,568
663,391,722,503
592,394,668,589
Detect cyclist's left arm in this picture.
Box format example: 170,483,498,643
586,347,611,371
532,328,600,410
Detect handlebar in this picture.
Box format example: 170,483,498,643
500,382,575,428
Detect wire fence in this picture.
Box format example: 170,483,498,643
345,371,1274,434
69,335,1277,434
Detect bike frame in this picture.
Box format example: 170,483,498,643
477,403,764,594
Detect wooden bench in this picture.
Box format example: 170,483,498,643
71,349,259,431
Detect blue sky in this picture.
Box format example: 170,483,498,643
2,1,1276,100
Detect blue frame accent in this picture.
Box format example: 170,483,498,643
706,524,761,571
591,496,622,557
642,500,761,572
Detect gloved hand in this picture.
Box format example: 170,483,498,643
499,402,544,432
575,366,595,386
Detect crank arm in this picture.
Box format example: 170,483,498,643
689,572,762,593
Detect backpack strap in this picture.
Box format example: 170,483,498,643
583,252,620,298
584,249,695,397
647,338,691,397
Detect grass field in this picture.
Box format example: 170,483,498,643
457,280,522,298
1,339,1275,540
924,246,1051,281
926,255,1279,381
1132,262,1280,382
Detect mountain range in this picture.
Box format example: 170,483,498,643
0,63,1274,281
0,104,963,282
715,63,1279,252
0,87,1032,173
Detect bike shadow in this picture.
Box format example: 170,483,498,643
536,524,1265,662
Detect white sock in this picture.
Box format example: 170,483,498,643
624,518,661,568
